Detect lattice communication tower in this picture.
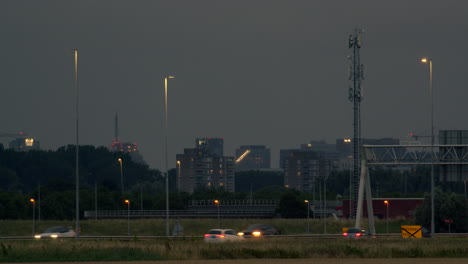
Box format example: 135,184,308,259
348,28,364,219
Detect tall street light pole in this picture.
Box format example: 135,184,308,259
72,48,80,240
164,75,175,237
384,200,389,233
176,160,181,193
30,198,35,236
421,57,434,237
125,199,130,236
214,200,220,228
305,200,310,233
118,158,124,194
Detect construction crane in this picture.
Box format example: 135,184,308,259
348,28,364,220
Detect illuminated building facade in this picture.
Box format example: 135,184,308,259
235,145,270,171
110,141,138,153
8,137,40,151
176,138,235,193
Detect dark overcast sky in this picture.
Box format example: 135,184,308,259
1,1,468,169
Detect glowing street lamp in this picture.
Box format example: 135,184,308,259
125,199,130,236
176,160,181,192
163,75,175,237
30,198,35,236
421,57,435,237
214,200,220,228
305,200,310,233
384,200,389,233
118,158,124,194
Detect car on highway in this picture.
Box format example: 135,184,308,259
34,226,77,239
237,224,280,238
204,229,244,243
342,227,368,239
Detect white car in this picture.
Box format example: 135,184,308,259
204,229,244,243
35,226,77,239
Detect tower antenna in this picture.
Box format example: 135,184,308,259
348,28,364,220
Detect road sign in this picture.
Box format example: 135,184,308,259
401,225,422,238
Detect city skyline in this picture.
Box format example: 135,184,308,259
2,1,468,169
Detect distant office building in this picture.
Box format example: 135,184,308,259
109,113,146,164
111,141,138,152
336,138,353,157
301,140,336,153
281,140,341,170
196,137,224,156
439,130,468,182
283,150,332,192
235,145,271,171
177,138,235,193
9,137,40,151
110,140,146,164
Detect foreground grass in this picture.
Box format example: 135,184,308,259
1,218,410,237
0,237,467,262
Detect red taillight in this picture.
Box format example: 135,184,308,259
204,234,211,237
355,233,362,237
343,232,348,236
216,234,225,238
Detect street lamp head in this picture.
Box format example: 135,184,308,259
177,160,181,165
125,199,130,204
421,58,431,63
30,198,35,203
304,200,309,203
168,76,175,79
118,158,122,163
214,200,219,204
384,200,389,205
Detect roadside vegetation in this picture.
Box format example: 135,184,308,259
0,237,467,262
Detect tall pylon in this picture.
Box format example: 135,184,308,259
348,28,364,219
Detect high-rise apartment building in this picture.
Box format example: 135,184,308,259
235,145,270,171
196,137,224,156
282,150,332,192
176,138,235,193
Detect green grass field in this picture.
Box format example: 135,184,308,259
0,237,467,262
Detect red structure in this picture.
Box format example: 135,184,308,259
342,198,424,219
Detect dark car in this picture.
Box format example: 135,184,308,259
342,227,368,239
237,224,279,238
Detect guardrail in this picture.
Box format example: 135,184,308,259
3,233,468,241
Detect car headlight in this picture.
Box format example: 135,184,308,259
237,232,244,236
252,231,261,236
34,235,41,239
51,235,58,239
